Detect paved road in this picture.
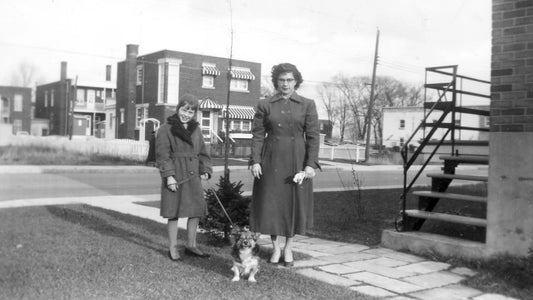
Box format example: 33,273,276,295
0,164,488,201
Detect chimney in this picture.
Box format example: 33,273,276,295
126,44,139,61
60,61,67,81
106,65,112,81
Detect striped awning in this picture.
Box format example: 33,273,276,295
223,105,256,120
230,69,255,80
202,65,221,76
199,98,222,109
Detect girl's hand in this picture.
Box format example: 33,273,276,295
200,173,210,180
167,176,178,192
251,163,262,179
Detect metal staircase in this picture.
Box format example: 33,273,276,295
395,65,491,240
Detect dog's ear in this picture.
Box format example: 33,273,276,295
252,232,261,241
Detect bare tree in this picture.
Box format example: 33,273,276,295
316,82,340,140
260,75,275,98
333,74,368,142
10,61,44,87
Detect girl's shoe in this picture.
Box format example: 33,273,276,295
167,250,182,261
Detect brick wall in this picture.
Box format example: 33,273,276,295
491,0,533,132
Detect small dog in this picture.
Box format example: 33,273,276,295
231,226,260,282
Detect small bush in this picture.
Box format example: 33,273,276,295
200,176,251,244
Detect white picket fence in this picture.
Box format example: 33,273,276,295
318,145,365,162
8,135,149,161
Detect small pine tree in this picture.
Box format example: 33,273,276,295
201,176,251,244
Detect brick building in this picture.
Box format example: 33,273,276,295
35,62,116,137
0,86,32,134
115,44,261,142
487,0,533,256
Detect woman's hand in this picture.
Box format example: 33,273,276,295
200,173,210,180
251,163,262,179
293,166,316,185
303,166,316,179
167,176,178,192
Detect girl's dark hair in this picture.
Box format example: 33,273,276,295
176,94,199,113
271,63,303,90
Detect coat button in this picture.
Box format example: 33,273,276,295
189,171,194,175
278,123,282,127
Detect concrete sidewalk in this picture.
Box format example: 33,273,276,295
0,160,486,174
0,193,516,300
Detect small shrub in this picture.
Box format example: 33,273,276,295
200,176,251,244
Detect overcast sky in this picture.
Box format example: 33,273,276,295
0,0,491,103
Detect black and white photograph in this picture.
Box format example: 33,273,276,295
1,0,531,299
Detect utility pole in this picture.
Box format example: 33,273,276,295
223,0,234,182
364,29,380,162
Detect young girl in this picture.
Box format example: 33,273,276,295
156,94,212,261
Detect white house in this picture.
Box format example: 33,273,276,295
382,105,489,149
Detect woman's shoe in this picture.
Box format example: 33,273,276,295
167,250,182,262
283,248,293,267
184,247,210,258
283,260,294,267
269,248,281,264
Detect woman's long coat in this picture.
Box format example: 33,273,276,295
156,119,212,219
250,92,320,236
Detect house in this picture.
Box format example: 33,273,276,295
0,86,32,135
115,44,261,144
34,62,116,138
382,105,489,149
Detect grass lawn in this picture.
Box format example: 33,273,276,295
137,184,532,300
0,205,367,300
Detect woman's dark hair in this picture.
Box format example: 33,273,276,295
176,94,199,113
271,63,303,90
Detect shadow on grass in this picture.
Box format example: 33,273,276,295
44,205,238,279
46,205,165,255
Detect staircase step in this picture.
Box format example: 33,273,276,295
423,85,491,99
439,155,489,164
405,209,487,227
427,173,488,182
413,191,487,203
424,102,490,116
422,122,489,131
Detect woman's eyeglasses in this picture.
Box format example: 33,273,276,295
278,78,295,83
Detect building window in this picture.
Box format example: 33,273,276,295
14,94,23,112
13,119,22,133
87,90,96,108
399,119,405,129
157,58,181,105
231,120,241,131
399,137,405,147
230,79,249,92
135,105,148,128
51,90,55,107
202,75,215,88
454,119,461,126
229,66,254,92
136,65,143,85
201,62,219,89
44,91,48,107
242,120,251,131
76,89,85,104
120,108,125,124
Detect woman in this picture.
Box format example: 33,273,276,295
250,63,320,267
156,94,212,261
